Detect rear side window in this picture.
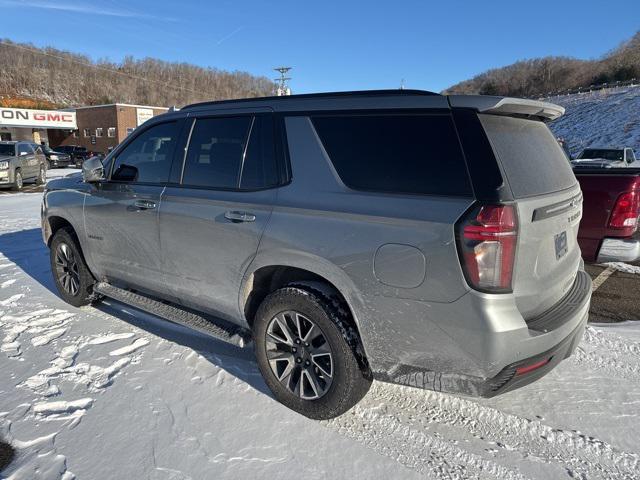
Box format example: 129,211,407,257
312,114,472,196
480,114,576,198
182,117,252,189
240,115,279,189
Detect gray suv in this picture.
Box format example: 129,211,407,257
0,141,47,189
41,90,592,419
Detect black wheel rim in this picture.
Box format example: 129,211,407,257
54,242,80,295
266,311,333,400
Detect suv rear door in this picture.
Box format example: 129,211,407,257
83,120,182,295
158,113,279,323
477,114,582,318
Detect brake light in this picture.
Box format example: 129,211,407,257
515,358,551,376
609,191,640,230
457,204,517,292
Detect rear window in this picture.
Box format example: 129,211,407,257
480,114,576,198
312,114,472,196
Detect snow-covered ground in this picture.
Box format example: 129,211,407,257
1,193,639,480
547,85,640,158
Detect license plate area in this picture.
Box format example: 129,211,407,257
555,231,568,260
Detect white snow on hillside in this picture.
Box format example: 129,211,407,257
547,85,640,158
0,193,639,479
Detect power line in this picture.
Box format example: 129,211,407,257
0,41,214,98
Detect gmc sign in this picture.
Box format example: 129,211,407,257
0,107,77,129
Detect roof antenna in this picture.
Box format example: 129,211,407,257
274,67,292,96
400,78,405,90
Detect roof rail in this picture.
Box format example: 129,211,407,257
181,89,440,110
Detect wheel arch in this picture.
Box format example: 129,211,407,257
240,253,371,367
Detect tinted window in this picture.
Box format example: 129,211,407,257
240,115,279,189
480,114,576,198
0,144,15,156
182,117,251,189
111,122,178,183
312,114,472,196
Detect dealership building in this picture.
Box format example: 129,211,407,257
0,103,169,153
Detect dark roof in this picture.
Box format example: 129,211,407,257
181,89,440,111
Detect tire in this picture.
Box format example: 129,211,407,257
36,165,46,185
12,170,22,191
49,228,96,307
253,286,371,419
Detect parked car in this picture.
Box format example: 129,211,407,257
54,145,92,167
574,167,640,263
572,147,637,169
41,90,591,419
41,144,73,168
0,141,47,190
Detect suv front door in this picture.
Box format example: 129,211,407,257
159,114,280,323
83,120,182,296
17,143,36,178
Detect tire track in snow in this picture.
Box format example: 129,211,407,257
326,394,529,480
344,382,640,480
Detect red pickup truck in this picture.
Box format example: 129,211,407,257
574,168,640,263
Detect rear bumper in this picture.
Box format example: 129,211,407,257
365,270,591,397
596,236,640,263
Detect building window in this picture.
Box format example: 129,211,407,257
83,128,90,137
96,128,103,137
126,127,135,136
107,127,116,138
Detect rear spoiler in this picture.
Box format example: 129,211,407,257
447,95,565,121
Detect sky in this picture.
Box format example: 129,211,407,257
1,0,639,94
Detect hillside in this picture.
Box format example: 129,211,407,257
0,40,275,108
547,85,640,157
445,31,640,98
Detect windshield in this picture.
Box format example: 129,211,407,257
0,144,16,156
578,149,624,161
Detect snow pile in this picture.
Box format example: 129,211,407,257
0,193,639,480
546,85,640,157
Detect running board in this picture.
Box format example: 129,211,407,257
94,282,250,348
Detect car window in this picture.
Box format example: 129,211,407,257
312,114,472,196
240,115,279,189
182,116,252,189
0,144,15,156
111,122,178,183
17,144,33,155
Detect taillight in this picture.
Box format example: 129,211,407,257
609,191,640,231
457,204,518,293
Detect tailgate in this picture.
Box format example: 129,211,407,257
513,186,583,317
479,114,582,317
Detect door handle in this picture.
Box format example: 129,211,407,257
132,199,157,210
224,210,256,223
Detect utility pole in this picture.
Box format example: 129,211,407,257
274,67,292,96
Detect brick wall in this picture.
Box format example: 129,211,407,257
48,104,168,154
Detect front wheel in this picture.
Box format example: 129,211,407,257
12,170,22,191
50,228,96,307
253,286,371,419
36,165,46,185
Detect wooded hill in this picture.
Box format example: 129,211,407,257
0,39,275,108
444,31,640,98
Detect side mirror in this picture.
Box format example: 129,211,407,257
82,156,105,183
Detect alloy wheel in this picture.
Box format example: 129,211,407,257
54,243,80,295
266,311,334,400
15,172,22,189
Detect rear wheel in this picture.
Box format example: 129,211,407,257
50,228,96,307
12,170,22,191
253,286,371,419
